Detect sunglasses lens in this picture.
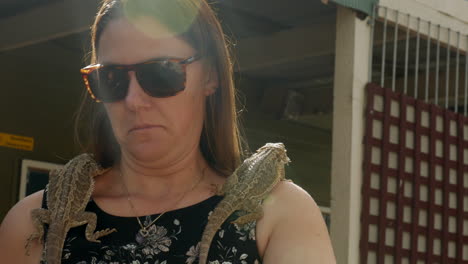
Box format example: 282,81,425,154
84,58,191,102
88,67,128,103
136,61,186,97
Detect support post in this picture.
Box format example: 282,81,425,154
330,6,371,264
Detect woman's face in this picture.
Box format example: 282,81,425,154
97,17,217,164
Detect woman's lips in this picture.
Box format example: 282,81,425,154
129,124,162,133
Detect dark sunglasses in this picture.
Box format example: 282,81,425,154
80,54,200,103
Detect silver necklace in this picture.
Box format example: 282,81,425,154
119,168,206,244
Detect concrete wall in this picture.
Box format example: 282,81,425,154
384,0,468,25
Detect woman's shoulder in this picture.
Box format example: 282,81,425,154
0,190,45,263
0,190,44,230
256,180,315,234
256,180,336,262
267,180,319,211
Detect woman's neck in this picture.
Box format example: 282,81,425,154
117,146,209,201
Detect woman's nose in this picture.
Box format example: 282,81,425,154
124,71,152,109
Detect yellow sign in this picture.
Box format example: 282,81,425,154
0,132,34,151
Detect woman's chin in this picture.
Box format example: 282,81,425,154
122,139,170,162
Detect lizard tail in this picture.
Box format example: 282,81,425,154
198,200,234,264
44,223,67,264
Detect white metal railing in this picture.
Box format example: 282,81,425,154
369,5,468,114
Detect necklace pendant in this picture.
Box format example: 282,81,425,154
136,228,149,244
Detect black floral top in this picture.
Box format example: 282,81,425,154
40,191,262,264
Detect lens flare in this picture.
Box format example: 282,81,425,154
122,0,201,39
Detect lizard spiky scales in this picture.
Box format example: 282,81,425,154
25,153,117,264
198,142,291,264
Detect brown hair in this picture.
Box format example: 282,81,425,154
75,0,246,175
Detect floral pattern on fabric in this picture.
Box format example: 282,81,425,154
46,212,261,263
67,217,182,263
205,211,261,264
39,193,262,264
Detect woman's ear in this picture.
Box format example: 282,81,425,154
204,64,219,96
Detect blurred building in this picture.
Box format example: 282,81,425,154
1,0,468,263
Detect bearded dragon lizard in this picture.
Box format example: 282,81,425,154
198,142,291,264
25,153,117,264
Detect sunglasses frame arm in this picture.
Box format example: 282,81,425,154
80,64,104,102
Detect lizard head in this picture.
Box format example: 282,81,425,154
257,143,291,165
68,153,103,177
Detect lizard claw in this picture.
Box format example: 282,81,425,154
89,228,117,242
214,184,226,196
210,184,224,196
25,233,42,256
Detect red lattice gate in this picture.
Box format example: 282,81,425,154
360,83,468,264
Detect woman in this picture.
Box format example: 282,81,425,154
0,0,336,263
